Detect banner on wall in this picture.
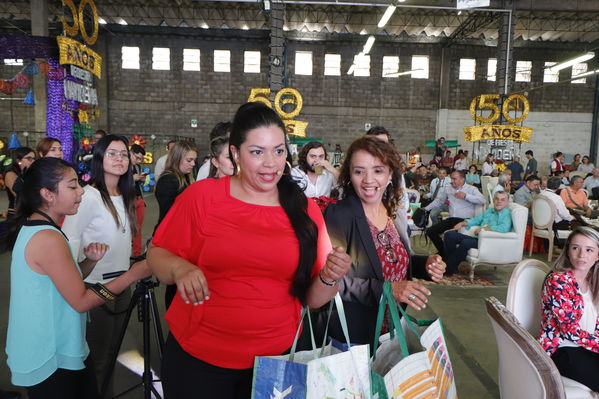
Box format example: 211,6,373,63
57,36,102,78
464,125,533,143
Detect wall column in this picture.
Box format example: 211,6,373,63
268,2,286,100
30,0,48,134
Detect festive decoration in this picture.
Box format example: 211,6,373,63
247,87,309,137
464,125,533,143
502,94,530,124
469,94,500,124
23,90,35,105
79,137,93,151
24,62,39,75
496,161,507,172
130,135,146,148
142,168,156,192
48,66,65,80
274,88,303,120
8,133,22,149
78,109,89,124
1,81,15,95
0,141,4,150
38,62,50,75
57,36,102,78
13,74,29,88
311,196,337,212
46,58,75,162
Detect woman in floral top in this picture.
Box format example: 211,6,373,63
540,226,599,391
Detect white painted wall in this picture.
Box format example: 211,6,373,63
436,109,594,175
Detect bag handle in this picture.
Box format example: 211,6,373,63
289,307,317,362
372,282,408,359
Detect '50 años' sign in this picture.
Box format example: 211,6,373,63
464,94,534,142
247,88,308,137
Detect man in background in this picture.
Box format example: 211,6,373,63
291,141,338,197
154,140,176,180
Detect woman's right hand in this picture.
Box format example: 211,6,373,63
173,262,210,305
391,280,431,311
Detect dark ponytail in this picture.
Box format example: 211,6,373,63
229,102,317,305
0,158,74,252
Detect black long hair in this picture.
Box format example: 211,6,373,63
1,158,74,252
297,141,327,174
91,135,137,235
8,147,34,175
229,102,317,305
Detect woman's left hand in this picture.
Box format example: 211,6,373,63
321,247,351,282
426,255,445,282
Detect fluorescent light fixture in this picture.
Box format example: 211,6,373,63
398,0,406,2
118,18,127,25
363,36,375,54
347,64,355,75
98,17,107,24
457,10,462,15
264,0,271,10
384,69,423,77
547,52,595,72
571,68,599,79
377,5,396,28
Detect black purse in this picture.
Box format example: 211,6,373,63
412,208,430,229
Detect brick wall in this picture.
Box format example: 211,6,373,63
1,30,597,161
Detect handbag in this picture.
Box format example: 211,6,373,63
412,208,430,229
251,295,371,399
370,282,458,399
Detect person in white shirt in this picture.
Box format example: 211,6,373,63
197,122,232,181
154,140,176,180
424,170,485,256
542,177,574,228
291,142,338,197
453,152,468,171
492,172,511,197
584,167,599,199
425,167,450,223
62,135,152,395
482,153,496,176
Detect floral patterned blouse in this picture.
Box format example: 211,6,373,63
366,218,409,282
539,270,599,355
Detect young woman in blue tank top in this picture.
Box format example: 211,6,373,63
0,158,149,399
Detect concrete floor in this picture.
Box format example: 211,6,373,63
0,192,540,398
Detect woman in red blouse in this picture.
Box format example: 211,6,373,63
323,137,446,347
540,226,599,391
147,102,351,399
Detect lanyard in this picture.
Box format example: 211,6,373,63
25,210,69,241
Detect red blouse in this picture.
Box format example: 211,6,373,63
152,177,331,368
366,218,409,282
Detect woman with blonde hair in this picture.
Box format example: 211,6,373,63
540,226,599,391
154,140,197,308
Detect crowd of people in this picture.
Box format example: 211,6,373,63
1,106,599,397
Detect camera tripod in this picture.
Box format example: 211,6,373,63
101,277,165,399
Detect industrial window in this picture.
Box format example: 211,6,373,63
214,50,231,72
152,47,170,70
459,58,476,80
121,46,140,69
183,49,200,71
382,56,399,78
572,63,588,84
411,55,429,79
487,58,497,81
515,61,532,82
543,62,559,83
353,54,370,77
324,54,341,76
244,51,261,73
4,59,23,66
295,51,313,75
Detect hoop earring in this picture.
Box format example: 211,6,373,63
235,163,241,175
283,161,292,176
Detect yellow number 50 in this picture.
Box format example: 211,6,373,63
469,94,530,125
61,0,99,46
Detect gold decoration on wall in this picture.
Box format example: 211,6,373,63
274,88,303,120
464,125,533,143
57,36,102,78
78,0,99,46
502,94,530,125
469,94,500,124
61,0,80,37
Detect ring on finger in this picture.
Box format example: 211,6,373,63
408,294,416,301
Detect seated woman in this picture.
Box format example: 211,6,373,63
443,191,512,274
466,164,481,187
540,227,599,392
323,136,446,347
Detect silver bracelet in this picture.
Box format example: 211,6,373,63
319,269,337,286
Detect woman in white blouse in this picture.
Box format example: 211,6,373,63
482,153,496,176
62,135,151,396
578,155,595,174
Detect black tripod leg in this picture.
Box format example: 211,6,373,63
148,289,165,358
100,290,140,398
141,292,153,399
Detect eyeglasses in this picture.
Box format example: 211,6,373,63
377,231,398,263
105,150,129,159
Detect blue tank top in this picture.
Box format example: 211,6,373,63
6,225,89,386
